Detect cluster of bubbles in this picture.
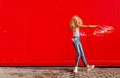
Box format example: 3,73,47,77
80,26,114,36
93,26,114,36
80,31,87,36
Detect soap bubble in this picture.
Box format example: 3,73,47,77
93,26,114,36
80,31,87,36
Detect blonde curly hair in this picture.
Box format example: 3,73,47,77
69,15,83,31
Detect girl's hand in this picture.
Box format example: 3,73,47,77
97,25,103,29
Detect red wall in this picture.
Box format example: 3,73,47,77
0,0,120,66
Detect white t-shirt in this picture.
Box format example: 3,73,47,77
73,28,80,37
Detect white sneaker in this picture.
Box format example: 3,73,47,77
73,69,78,73
73,66,78,73
86,65,95,72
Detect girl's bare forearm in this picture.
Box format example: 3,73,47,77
78,25,100,28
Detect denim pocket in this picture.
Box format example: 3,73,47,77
72,37,79,43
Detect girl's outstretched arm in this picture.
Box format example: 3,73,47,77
78,25,102,28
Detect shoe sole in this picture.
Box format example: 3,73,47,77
73,70,78,73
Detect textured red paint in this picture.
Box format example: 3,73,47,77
0,0,120,66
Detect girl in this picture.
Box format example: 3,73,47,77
70,15,101,73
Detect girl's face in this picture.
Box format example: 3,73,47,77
74,17,80,26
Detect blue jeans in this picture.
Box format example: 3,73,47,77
72,37,88,67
